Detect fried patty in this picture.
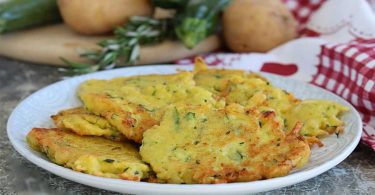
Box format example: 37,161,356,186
194,65,300,119
194,67,298,138
27,128,150,181
140,103,310,184
78,72,223,143
193,65,267,97
51,107,125,141
194,64,348,145
285,100,349,137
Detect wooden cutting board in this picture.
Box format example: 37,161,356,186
0,24,221,66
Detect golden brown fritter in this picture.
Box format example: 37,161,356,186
78,94,159,143
193,62,348,146
193,61,300,121
193,59,267,98
194,68,251,96
51,107,125,141
285,100,349,138
140,103,310,184
196,71,349,146
26,58,349,183
78,71,223,143
27,128,150,181
220,77,303,136
193,66,298,147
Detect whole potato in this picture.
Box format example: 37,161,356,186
223,0,297,52
58,0,153,35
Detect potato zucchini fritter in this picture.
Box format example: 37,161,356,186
27,128,150,181
51,107,125,141
78,71,223,143
140,103,310,184
194,66,300,116
193,64,347,143
193,61,267,98
26,59,349,183
285,100,349,137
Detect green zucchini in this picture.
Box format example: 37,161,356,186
174,0,231,49
173,107,180,130
185,112,196,120
0,0,61,34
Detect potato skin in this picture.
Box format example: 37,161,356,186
58,0,153,35
223,0,298,52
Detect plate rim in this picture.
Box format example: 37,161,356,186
7,65,362,195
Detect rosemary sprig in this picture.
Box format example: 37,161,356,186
62,16,170,75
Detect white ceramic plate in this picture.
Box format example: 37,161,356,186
7,65,362,195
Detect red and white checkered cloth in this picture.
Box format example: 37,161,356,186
311,39,375,149
176,0,375,150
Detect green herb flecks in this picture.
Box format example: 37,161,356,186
184,155,192,162
185,112,196,120
173,107,180,130
230,150,245,162
104,159,115,163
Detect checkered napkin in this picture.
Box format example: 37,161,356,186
176,0,375,150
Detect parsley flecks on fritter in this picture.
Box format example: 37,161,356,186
194,68,250,96
51,107,125,141
140,103,310,184
26,58,350,183
27,128,150,181
223,77,300,115
193,67,267,98
78,71,224,143
193,63,350,146
193,64,300,118
285,100,349,138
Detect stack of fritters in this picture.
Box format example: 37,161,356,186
27,61,348,183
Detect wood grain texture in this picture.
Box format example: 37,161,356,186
0,24,221,66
